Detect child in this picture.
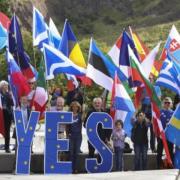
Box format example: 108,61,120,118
111,120,125,171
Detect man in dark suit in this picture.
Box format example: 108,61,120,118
0,80,14,153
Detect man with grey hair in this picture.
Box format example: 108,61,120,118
84,97,111,159
0,80,14,153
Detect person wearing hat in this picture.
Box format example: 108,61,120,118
157,97,174,168
0,80,14,153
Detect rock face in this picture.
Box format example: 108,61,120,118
10,0,180,32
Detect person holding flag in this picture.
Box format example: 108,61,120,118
157,97,174,169
0,80,14,153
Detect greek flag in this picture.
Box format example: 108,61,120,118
156,55,180,95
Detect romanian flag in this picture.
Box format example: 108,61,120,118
165,103,180,146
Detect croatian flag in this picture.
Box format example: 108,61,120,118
111,72,135,136
33,7,48,49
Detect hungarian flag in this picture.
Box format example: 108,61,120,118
129,45,172,165
0,97,5,137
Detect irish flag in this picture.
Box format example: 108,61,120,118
128,45,172,165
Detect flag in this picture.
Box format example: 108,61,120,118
33,7,48,49
110,72,135,136
141,43,160,78
129,45,172,165
8,14,34,79
0,97,5,137
48,18,61,49
7,51,30,98
59,19,86,68
59,19,91,86
43,43,86,80
0,12,10,30
129,26,149,62
86,38,113,91
165,103,180,146
0,22,7,50
87,38,132,93
160,25,180,61
129,26,161,77
156,55,180,95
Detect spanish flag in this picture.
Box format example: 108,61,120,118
129,26,161,77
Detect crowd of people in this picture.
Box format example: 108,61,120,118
0,76,179,173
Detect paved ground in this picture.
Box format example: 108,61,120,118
0,169,179,180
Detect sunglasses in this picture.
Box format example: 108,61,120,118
28,82,34,84
164,102,170,104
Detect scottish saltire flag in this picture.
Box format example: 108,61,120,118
59,19,86,68
165,103,180,146
111,72,135,136
43,43,86,80
0,22,7,49
48,18,61,49
7,51,30,97
156,55,180,95
33,7,48,49
160,25,180,61
8,14,35,79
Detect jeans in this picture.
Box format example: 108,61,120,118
69,135,82,172
134,144,148,170
114,147,124,171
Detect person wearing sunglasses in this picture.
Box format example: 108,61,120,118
157,97,174,169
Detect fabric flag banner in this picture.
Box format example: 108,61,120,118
8,14,34,79
165,103,180,146
7,51,30,98
0,22,7,50
33,7,48,49
86,38,113,91
48,18,61,49
59,19,91,86
156,55,180,95
43,43,86,80
160,25,180,61
110,72,135,136
0,97,5,137
129,45,172,165
59,19,86,68
0,12,10,30
141,43,160,78
129,26,161,77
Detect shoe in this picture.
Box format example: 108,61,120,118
5,149,11,153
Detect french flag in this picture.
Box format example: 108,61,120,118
110,72,135,136
7,51,30,98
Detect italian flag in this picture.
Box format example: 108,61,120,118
128,45,172,165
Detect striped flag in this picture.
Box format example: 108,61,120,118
110,72,135,136
156,55,180,95
128,45,172,165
